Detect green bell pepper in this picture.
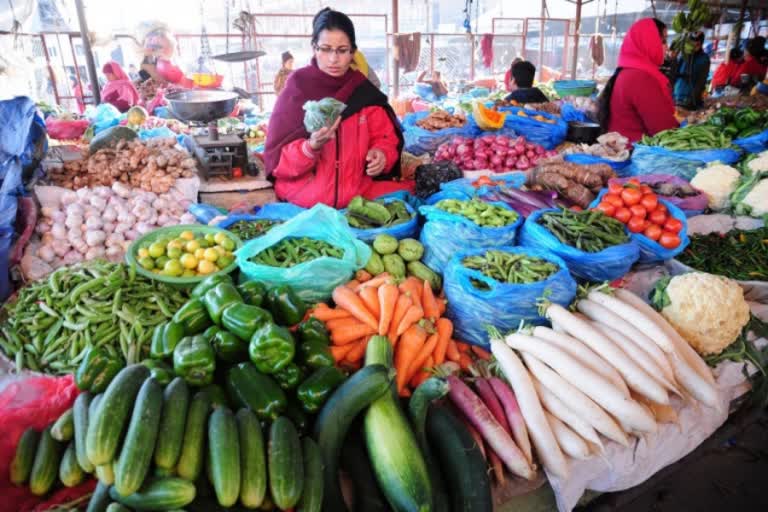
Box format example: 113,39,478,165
283,399,309,434
202,325,221,342
237,281,267,307
298,318,330,346
172,298,212,336
248,322,295,374
173,335,216,386
299,340,335,369
203,283,243,325
212,330,249,363
225,362,287,420
273,362,304,390
264,285,307,326
296,366,347,412
150,321,186,359
142,359,174,385
221,303,273,341
191,273,233,299
75,346,124,393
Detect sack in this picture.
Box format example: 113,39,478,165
302,98,347,133
341,198,419,242
402,111,479,156
609,174,708,217
443,246,577,347
733,128,768,154
85,103,122,135
44,118,89,140
519,208,640,281
236,205,371,302
629,144,742,181
496,106,568,149
564,153,631,177
419,201,523,273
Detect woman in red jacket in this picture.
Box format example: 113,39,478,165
597,18,678,143
264,8,412,209
731,37,768,88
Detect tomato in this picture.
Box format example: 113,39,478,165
654,203,667,214
629,204,647,219
614,207,632,224
570,205,583,211
608,182,624,195
639,184,653,195
620,187,643,206
603,193,624,208
628,178,641,186
659,231,681,249
640,194,658,211
663,217,683,233
643,224,662,241
627,216,647,233
649,209,667,225
595,201,616,217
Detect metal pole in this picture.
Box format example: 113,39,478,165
539,0,545,80
571,0,583,79
74,0,100,104
392,0,400,97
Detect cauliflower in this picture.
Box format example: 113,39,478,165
690,163,741,210
661,272,750,356
746,150,768,174
740,178,768,217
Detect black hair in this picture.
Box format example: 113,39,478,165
746,36,767,59
511,61,536,88
312,7,357,50
597,18,666,130
729,47,744,61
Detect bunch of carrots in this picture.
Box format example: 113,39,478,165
310,272,487,396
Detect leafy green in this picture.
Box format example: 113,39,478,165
650,276,672,311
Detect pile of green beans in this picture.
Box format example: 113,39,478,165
640,125,734,151
226,219,281,241
538,209,629,253
463,250,559,290
677,228,768,281
435,199,519,228
0,261,189,374
250,237,343,268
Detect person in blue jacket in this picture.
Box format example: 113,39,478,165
673,32,711,109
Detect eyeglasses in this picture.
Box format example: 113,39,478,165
314,45,352,57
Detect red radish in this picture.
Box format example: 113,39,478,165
488,377,533,466
475,378,512,434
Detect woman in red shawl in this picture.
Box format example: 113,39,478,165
597,18,678,143
264,8,412,209
100,61,139,113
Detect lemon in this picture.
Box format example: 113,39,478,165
205,233,216,244
138,256,155,270
197,259,216,274
203,248,219,262
182,269,197,277
180,230,195,241
194,248,206,259
219,237,236,251
155,255,170,269
214,232,227,245
148,242,165,259
167,247,182,260
167,240,184,251
185,240,201,253
163,259,183,277
214,246,227,257
180,253,198,269
217,255,234,268
137,248,150,259
197,238,211,248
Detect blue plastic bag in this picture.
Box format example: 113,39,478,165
236,205,371,302
440,172,526,198
341,198,419,242
564,153,631,176
252,202,306,221
373,190,424,211
519,209,640,282
419,200,523,273
188,203,227,224
629,144,742,181
496,106,568,149
402,111,479,156
560,103,593,123
443,246,577,347
85,103,122,135
733,129,768,154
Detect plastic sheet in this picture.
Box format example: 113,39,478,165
733,128,768,154
629,144,742,181
341,198,419,242
303,98,347,133
402,111,479,156
563,153,631,176
609,174,708,217
496,106,568,149
85,103,122,135
44,118,89,140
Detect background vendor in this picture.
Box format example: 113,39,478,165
504,60,548,104
673,32,710,109
264,8,412,209
101,61,140,112
274,51,294,95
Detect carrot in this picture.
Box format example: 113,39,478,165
332,285,378,331
421,281,440,321
355,269,373,283
395,304,424,337
387,294,413,343
326,316,369,333
446,339,461,363
353,273,393,292
312,305,352,321
345,336,372,363
358,286,380,320
455,341,471,353
433,318,454,365
404,332,439,385
394,324,427,393
437,298,447,317
399,278,423,310
346,280,361,290
330,343,355,362
471,345,492,361
377,283,399,336
458,353,473,371
331,324,377,346
410,355,434,389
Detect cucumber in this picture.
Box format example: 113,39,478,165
10,428,39,485
29,426,64,496
95,462,115,484
268,416,303,510
313,364,393,512
176,391,211,481
363,335,432,512
426,406,492,512
86,481,112,512
109,477,196,511
86,364,150,466
59,441,85,487
155,377,190,470
51,407,74,441
106,504,131,512
113,377,164,496
340,429,389,512
207,407,241,507
236,408,267,508
297,437,323,512
73,392,94,473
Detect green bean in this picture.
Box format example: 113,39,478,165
463,250,559,290
538,208,629,253
249,237,343,267
227,219,281,240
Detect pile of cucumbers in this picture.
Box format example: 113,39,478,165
364,234,442,291
345,196,413,229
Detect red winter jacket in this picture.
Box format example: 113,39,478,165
271,105,412,208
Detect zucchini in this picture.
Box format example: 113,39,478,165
86,481,112,512
95,462,115,485
155,377,191,470
106,504,131,512
207,407,241,507
109,477,196,511
113,377,164,496
29,426,64,496
363,335,432,512
426,406,492,512
236,408,267,508
51,407,74,441
297,437,323,512
340,429,389,512
86,364,150,466
10,427,40,485
176,391,211,481
59,441,85,487
313,364,393,512
73,392,94,473
268,416,303,510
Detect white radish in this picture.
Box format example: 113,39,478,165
546,304,670,406
490,339,569,479
544,410,591,460
506,332,657,434
533,326,630,397
670,352,721,410
633,393,679,425
531,377,604,451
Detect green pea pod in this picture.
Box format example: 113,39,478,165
299,340,335,369
191,273,233,299
264,285,306,326
75,346,124,393
248,323,295,374
203,283,243,325
212,330,249,363
273,363,304,390
221,303,273,341
296,366,346,413
150,321,186,359
298,318,330,346
173,299,212,336
237,281,267,307
173,335,216,386
142,359,175,385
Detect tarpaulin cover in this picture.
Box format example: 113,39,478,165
629,144,742,181
402,111,479,156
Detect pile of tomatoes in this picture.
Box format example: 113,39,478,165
593,179,683,249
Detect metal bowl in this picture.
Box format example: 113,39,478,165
165,89,239,123
567,121,601,144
